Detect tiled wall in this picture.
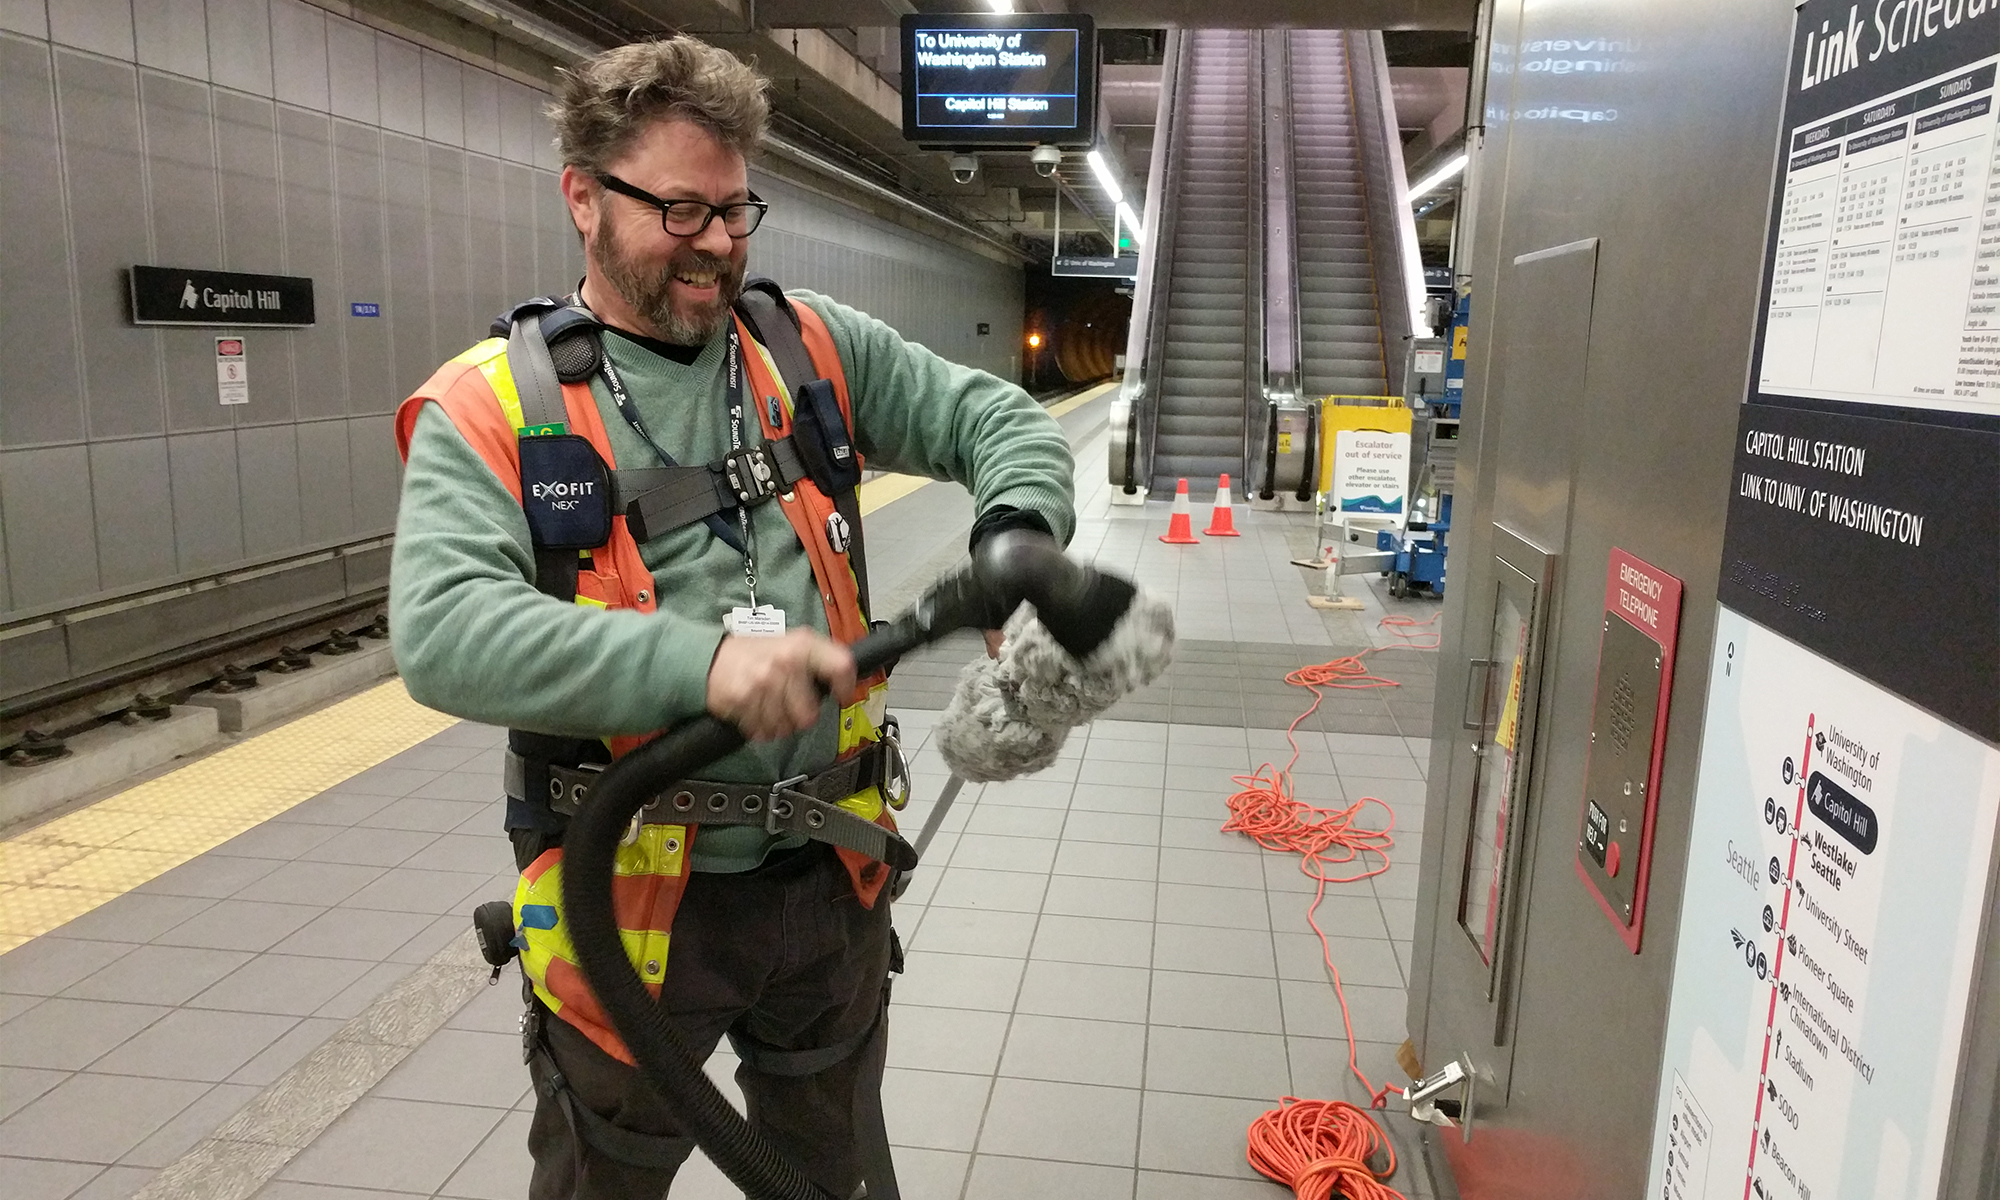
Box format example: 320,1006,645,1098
0,0,1026,649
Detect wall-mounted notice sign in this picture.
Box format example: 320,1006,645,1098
1649,5,2000,1198
899,13,1096,146
130,266,315,327
215,337,248,406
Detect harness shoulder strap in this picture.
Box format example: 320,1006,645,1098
501,298,601,604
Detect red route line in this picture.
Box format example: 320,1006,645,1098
1742,715,1816,1200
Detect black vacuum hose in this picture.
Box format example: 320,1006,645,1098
561,533,1139,1200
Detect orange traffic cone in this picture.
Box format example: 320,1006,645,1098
1159,478,1200,544
1204,474,1241,536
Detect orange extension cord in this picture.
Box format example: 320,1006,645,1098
1225,614,1440,1200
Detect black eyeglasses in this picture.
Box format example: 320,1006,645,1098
594,173,768,238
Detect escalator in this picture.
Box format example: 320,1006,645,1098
1287,30,1391,400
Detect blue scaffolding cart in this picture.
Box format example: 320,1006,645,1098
1376,292,1466,598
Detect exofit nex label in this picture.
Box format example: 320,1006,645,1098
1798,1,1997,92
530,479,594,510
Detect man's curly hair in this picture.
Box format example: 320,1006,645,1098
547,37,769,171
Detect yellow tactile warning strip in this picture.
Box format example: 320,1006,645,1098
855,381,1118,516
0,680,455,954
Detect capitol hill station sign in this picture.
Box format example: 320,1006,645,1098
129,265,316,327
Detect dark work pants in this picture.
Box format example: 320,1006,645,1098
515,838,894,1200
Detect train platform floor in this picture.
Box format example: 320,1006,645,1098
1,386,1444,1200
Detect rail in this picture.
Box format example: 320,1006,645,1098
1109,29,1185,494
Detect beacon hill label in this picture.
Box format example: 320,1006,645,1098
130,266,316,327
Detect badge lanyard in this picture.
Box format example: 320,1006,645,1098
598,330,757,604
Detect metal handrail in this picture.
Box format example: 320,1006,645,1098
1253,30,1295,499
1238,32,1268,495
1109,28,1185,493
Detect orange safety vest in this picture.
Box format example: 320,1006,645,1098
395,299,898,1063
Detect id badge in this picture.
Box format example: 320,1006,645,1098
727,605,787,637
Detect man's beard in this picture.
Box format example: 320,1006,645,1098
591,219,745,345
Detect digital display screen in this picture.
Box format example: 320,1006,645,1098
900,14,1096,147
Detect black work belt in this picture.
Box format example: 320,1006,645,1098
612,437,810,544
502,739,917,872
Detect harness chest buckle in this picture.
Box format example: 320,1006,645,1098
767,774,809,836
722,447,778,505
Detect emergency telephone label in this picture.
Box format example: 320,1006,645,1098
1643,609,2000,1200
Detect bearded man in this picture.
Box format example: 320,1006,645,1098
387,36,1073,1200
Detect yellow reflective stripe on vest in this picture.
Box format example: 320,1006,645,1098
747,335,790,416
449,336,528,433
513,823,689,1014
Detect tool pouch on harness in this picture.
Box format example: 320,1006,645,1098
788,378,862,495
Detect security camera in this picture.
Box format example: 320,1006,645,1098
949,154,979,185
1030,144,1062,178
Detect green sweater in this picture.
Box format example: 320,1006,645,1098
390,289,1074,868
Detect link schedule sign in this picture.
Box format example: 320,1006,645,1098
900,14,1096,147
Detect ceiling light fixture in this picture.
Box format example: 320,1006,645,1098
1085,149,1123,204
1116,201,1143,244
1408,153,1468,202
986,0,1015,12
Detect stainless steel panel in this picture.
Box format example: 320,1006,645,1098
168,430,245,572
133,0,209,81
501,161,539,303
334,119,390,417
461,69,498,158
218,92,282,270
1,627,69,698
88,437,178,589
143,71,220,268
227,556,348,626
421,49,462,147
296,419,355,543
1575,613,1662,919
1,446,99,610
534,170,572,295
1411,0,1798,1195
48,0,133,60
235,422,304,560
466,154,507,330
280,105,345,422
0,0,47,38
383,132,433,400
497,78,539,167
58,51,162,441
343,544,392,592
206,0,274,98
375,35,423,138
270,0,329,112
324,13,376,125
427,144,473,368
0,37,85,448
347,415,400,535
68,588,233,675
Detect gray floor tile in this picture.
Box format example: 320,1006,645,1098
120,1080,258,1166
0,1155,101,1200
436,1109,532,1199
1040,875,1155,922
1276,891,1387,940
885,1003,1010,1075
979,779,1073,809
0,936,135,996
1085,720,1168,743
1279,979,1408,1043
1137,1168,1284,1198
279,1096,504,1193
962,805,1067,839
1031,914,1154,968
928,868,1047,913
228,1017,343,1085
1150,922,1277,977
1066,784,1164,815
1159,815,1258,854
155,899,324,953
90,1007,297,1081
209,821,341,861
948,834,1057,874
270,790,399,827
997,1013,1145,1088
376,1029,530,1108
1154,883,1269,931
880,1068,991,1151
333,765,445,798
46,892,216,943
0,997,169,1069
1148,970,1284,1035
298,826,440,867
0,1065,66,1120
1288,933,1404,987
1079,760,1164,789
976,1077,1140,1168
1341,776,1429,808
1169,724,1250,748
190,953,378,1015
412,772,507,804
231,861,387,907
1061,809,1160,844
135,854,281,899
1332,751,1422,780
255,1183,418,1200
280,907,436,961
63,944,252,1007
908,906,1037,959
1157,846,1266,890
447,980,527,1034
1148,1018,1287,1104
390,912,474,964
0,994,39,1025
69,1164,156,1200
1086,739,1172,764
1053,839,1157,881
1015,960,1150,1023
965,1153,1133,1199
315,962,417,1019
397,833,515,875
1285,1035,1410,1105
1162,788,1237,819
344,867,494,914
1378,898,1418,941
1136,1091,1269,1179
0,1071,208,1162
370,796,491,832
895,952,1024,1012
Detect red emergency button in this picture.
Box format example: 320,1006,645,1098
1605,841,1622,877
